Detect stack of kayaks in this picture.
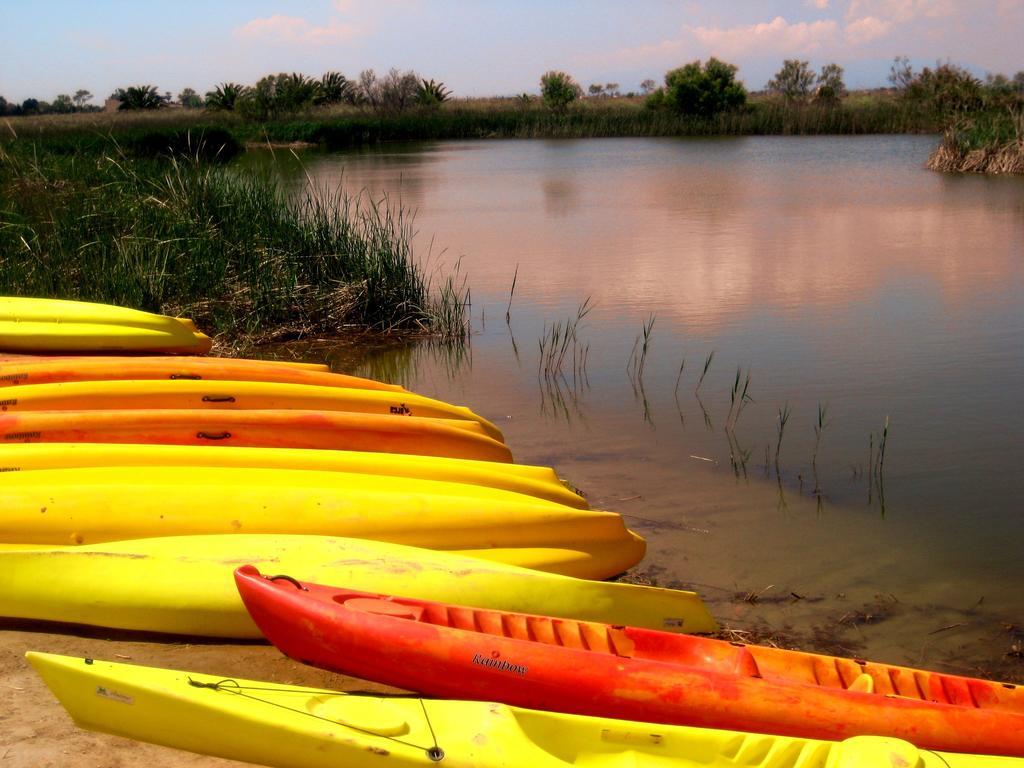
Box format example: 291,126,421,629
12,298,1019,766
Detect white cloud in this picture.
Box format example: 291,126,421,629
234,14,362,46
688,16,839,57
806,0,831,8
845,0,954,23
844,15,892,44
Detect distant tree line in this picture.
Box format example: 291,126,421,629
0,89,98,116
538,58,1024,120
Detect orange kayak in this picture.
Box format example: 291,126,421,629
0,356,401,392
0,354,329,371
0,380,503,442
0,409,512,462
236,567,1024,757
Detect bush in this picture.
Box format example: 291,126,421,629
540,71,582,112
656,58,746,117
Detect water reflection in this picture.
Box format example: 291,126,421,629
257,136,1024,678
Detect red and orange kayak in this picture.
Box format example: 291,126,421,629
0,356,401,392
236,566,1024,757
0,409,512,462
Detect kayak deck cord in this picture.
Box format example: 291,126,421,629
187,677,444,760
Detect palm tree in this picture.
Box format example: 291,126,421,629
317,72,355,106
114,85,166,110
416,78,452,108
204,83,248,111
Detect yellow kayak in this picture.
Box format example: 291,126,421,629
0,443,586,508
0,296,212,354
0,466,643,578
28,653,1014,768
0,379,504,442
0,534,714,635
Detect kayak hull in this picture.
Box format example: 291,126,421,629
236,570,1024,757
0,534,713,636
0,409,512,463
0,297,211,353
0,356,401,391
27,653,1012,768
0,443,584,508
0,466,642,578
0,379,504,441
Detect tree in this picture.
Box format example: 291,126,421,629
416,79,451,108
766,59,815,101
177,88,204,108
20,98,40,114
639,79,657,95
813,63,845,105
653,58,747,117
588,83,604,97
357,68,420,114
114,85,166,110
1014,71,1024,93
540,71,582,111
604,82,620,97
889,56,914,90
72,89,93,109
0,95,8,115
317,72,354,106
205,83,247,111
51,94,74,113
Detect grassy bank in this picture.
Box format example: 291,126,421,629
4,94,940,149
927,110,1024,174
0,138,468,339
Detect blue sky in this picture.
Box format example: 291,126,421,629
2,1,1021,104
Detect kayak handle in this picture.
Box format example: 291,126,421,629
197,431,231,440
266,574,308,591
202,395,236,403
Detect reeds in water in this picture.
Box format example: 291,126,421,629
0,142,467,338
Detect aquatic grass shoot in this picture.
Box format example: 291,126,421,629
695,350,715,393
627,313,656,385
775,403,791,474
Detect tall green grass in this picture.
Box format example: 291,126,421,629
0,141,466,337
3,95,940,151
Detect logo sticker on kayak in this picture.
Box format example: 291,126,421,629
95,686,134,705
389,404,412,415
472,652,528,676
0,398,17,410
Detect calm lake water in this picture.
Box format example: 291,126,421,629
247,136,1024,676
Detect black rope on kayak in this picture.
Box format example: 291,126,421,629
265,574,308,591
187,677,444,760
926,751,952,768
419,699,445,762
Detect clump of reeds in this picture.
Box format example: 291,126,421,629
537,297,592,381
0,141,467,337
